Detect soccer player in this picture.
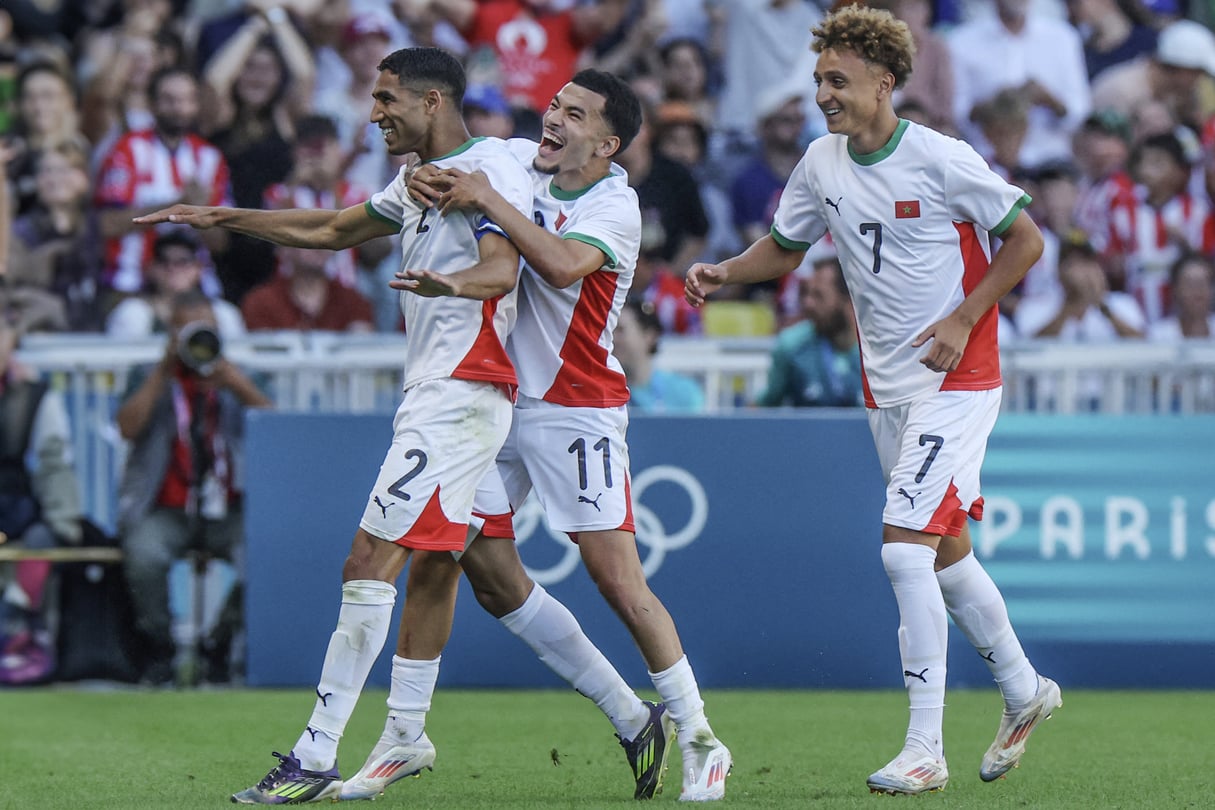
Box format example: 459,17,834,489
339,70,731,803
134,47,534,804
684,5,1060,796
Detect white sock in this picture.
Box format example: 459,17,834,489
881,543,947,759
936,551,1038,709
500,583,648,739
382,655,440,744
649,655,712,747
293,580,396,771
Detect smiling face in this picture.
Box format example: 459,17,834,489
814,47,892,142
534,82,617,177
369,72,432,156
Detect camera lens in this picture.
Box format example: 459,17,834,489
177,321,222,375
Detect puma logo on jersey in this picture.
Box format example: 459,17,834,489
374,496,393,518
897,488,921,508
824,195,844,216
904,668,929,683
980,651,996,663
577,493,603,511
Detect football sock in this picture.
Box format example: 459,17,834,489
936,551,1038,709
500,583,648,739
293,579,396,771
650,655,712,747
881,543,947,759
383,655,440,744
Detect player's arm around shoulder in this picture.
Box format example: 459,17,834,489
392,230,522,300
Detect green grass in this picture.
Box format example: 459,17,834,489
1,688,1211,809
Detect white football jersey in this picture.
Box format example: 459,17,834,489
503,138,639,406
772,120,1029,408
368,138,533,392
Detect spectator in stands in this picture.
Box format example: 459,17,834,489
106,230,246,341
241,244,374,332
709,0,820,148
263,113,393,323
613,298,705,413
1091,18,1215,134
0,317,83,685
312,9,398,195
1149,252,1215,340
1072,110,1136,252
94,66,231,300
970,88,1029,180
1067,0,1158,81
1007,163,1084,321
876,0,955,133
1109,131,1210,323
949,0,1091,168
77,1,181,161
618,102,709,290
116,290,272,685
1015,236,1146,339
8,62,86,217
462,83,515,139
657,38,716,130
4,140,97,332
410,0,629,114
756,256,863,408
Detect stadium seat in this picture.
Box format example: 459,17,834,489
701,301,777,337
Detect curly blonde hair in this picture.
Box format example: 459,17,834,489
811,4,916,89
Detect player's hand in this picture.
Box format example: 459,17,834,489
684,262,727,307
391,269,460,297
434,169,490,215
912,313,971,373
407,160,443,208
132,204,218,229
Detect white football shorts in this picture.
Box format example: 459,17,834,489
867,387,1002,537
360,378,512,552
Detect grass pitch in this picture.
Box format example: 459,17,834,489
2,687,1211,809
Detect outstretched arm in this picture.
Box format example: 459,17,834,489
133,202,398,251
684,234,805,306
434,168,605,288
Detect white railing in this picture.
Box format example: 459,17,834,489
14,332,1215,529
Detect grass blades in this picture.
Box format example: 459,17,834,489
1,688,1211,809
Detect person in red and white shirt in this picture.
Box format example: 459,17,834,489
94,66,232,296
686,6,1060,796
354,69,732,804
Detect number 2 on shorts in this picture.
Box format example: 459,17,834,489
387,449,428,500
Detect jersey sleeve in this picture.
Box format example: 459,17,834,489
943,140,1031,237
562,185,641,271
476,151,534,241
770,150,827,250
366,165,413,227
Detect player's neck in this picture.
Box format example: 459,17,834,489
418,121,474,163
554,160,611,194
846,108,901,157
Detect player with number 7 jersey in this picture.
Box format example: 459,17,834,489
685,5,1060,798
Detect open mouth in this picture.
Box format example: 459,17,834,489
538,132,565,157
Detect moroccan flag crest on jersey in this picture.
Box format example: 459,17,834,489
895,200,921,219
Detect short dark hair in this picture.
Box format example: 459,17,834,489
295,114,340,145
570,69,642,154
153,230,200,261
1169,251,1215,288
16,61,74,101
149,65,196,99
1056,230,1099,267
1132,132,1190,171
377,47,466,105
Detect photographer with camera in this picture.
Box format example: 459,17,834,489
116,289,270,686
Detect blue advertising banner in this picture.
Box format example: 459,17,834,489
243,411,1215,689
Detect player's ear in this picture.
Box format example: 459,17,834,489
596,134,621,160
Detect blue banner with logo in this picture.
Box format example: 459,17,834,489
243,412,1215,689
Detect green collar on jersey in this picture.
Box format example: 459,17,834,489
549,172,611,200
425,136,486,163
847,119,909,166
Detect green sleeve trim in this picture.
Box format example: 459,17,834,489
992,194,1032,238
770,225,812,252
564,233,617,268
364,200,400,227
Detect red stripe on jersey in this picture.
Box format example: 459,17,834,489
619,472,635,534
858,324,877,409
922,480,964,537
543,269,630,407
451,297,519,394
942,223,1001,393
395,484,467,551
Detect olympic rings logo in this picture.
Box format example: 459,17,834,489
515,465,709,585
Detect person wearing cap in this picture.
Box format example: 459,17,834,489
1091,18,1215,132
462,83,515,139
949,0,1091,169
